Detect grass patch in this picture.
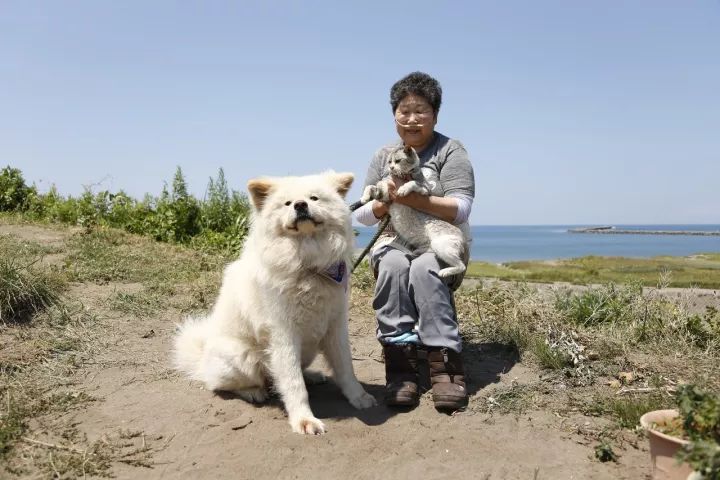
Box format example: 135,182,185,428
1,292,105,472
531,337,572,370
603,394,672,429
108,290,163,317
478,383,536,415
466,254,720,289
64,228,225,288
555,283,640,327
0,236,65,323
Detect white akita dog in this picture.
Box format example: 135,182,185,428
174,171,375,434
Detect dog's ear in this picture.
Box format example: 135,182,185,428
247,178,275,210
328,172,354,198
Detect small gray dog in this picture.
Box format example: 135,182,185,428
360,145,466,278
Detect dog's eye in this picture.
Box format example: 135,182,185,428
285,201,292,206
309,196,319,201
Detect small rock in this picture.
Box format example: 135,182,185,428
587,351,600,360
618,372,635,384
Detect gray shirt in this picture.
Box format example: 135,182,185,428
363,132,475,201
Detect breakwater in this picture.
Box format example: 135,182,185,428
569,227,720,236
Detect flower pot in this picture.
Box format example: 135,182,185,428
640,409,694,480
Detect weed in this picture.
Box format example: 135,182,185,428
555,283,641,327
531,337,572,370
605,394,671,429
594,439,618,462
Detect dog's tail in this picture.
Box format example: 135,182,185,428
173,317,208,378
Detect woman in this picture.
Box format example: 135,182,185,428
355,72,475,411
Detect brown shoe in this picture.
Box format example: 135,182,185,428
427,347,468,411
382,343,419,407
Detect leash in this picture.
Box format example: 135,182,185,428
348,200,390,273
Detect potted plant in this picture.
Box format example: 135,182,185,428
640,385,720,480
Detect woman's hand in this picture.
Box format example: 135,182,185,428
371,176,408,218
385,176,409,203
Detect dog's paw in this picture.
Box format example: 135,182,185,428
236,387,269,404
348,390,377,409
290,416,326,435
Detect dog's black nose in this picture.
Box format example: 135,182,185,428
294,201,308,211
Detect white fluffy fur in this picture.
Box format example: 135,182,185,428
174,171,375,435
361,146,467,278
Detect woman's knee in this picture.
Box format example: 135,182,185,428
408,252,441,283
374,248,410,276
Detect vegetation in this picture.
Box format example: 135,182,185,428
0,165,251,256
466,255,720,289
0,237,65,323
674,385,720,479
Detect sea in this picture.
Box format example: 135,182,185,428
353,224,720,263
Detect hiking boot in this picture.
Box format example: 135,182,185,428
382,343,419,407
427,347,468,411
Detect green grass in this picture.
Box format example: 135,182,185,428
602,394,673,429
466,253,720,288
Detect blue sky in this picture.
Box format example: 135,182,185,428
2,1,719,225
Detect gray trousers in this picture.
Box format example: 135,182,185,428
370,244,462,352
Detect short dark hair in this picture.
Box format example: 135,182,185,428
390,72,442,114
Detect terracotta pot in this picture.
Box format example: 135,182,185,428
640,409,694,480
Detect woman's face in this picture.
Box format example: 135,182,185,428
394,93,437,152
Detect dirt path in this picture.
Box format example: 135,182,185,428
3,224,655,479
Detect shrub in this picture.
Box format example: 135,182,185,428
0,166,34,212
0,165,252,253
555,283,641,327
675,385,720,479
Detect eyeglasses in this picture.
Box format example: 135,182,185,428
394,110,434,128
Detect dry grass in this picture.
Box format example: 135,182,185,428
0,235,65,323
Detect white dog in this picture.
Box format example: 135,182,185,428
174,171,375,435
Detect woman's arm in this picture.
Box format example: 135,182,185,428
371,200,389,218
381,177,459,223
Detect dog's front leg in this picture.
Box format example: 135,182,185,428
269,330,326,435
322,319,376,410
396,180,420,197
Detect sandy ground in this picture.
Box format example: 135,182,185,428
64,294,650,480
10,223,715,479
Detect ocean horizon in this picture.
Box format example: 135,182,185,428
353,224,720,263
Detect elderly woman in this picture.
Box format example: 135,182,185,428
354,72,475,411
